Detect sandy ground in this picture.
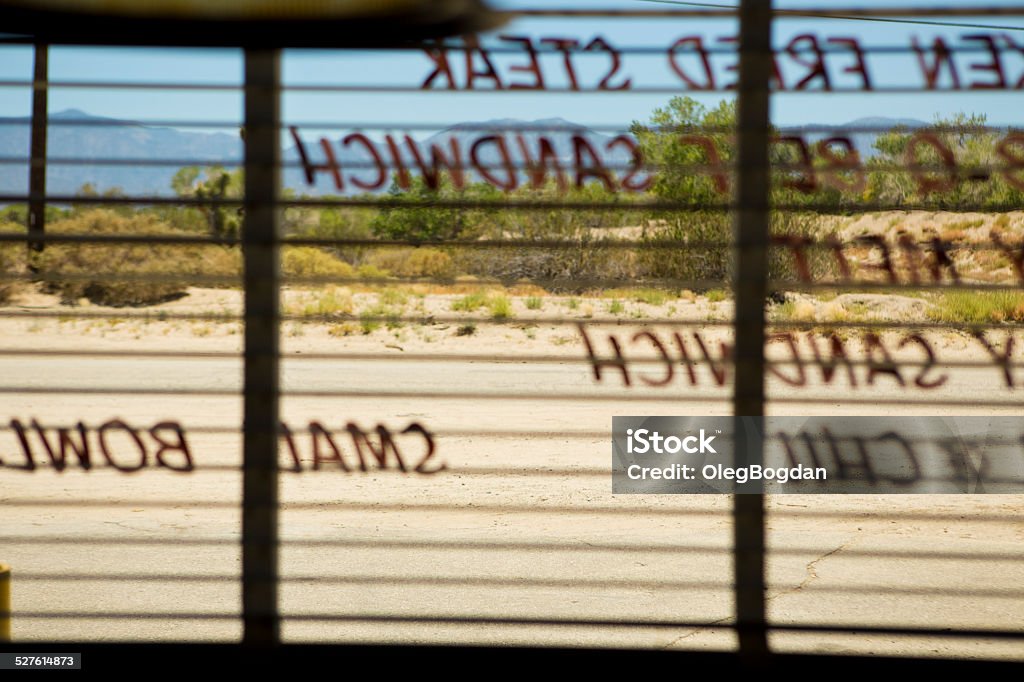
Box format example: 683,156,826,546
0,283,1022,658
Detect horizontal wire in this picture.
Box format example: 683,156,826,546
6,233,1024,252
5,193,1024,214
2,308,1022,330
0,157,244,168
0,386,733,400
10,610,1024,640
9,423,1024,445
0,310,243,322
0,118,244,130
1,348,1021,370
3,536,1020,561
6,463,1020,486
0,499,729,513
508,7,1024,18
0,391,1014,408
0,5,1017,28
2,382,1023,404
2,158,1021,179
10,573,1022,598
2,80,1022,95
7,455,1022,483
0,464,610,475
2,119,1017,135
0,270,744,291
237,617,1024,640
3,500,1024,518
5,429,1023,450
13,611,239,620
0,233,240,245
775,281,1024,294
0,273,734,292
641,0,1024,28
8,574,722,591
1,43,1015,57
767,395,1024,407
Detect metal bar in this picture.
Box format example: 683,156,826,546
3,348,1023,369
732,0,771,658
1,118,1014,133
508,6,1024,18
3,500,1022,523
3,387,1021,408
27,43,47,257
241,48,281,647
0,562,10,641
9,612,1024,641
9,193,1024,215
7,537,1022,560
8,193,1024,215
10,79,1024,95
4,308,1024,328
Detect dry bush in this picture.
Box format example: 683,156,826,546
452,241,638,292
0,220,27,303
364,247,455,280
281,246,356,282
39,210,211,306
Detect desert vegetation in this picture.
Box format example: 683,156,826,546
0,99,1021,335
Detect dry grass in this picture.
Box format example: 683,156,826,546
928,291,1024,324
0,220,27,303
39,210,222,306
282,247,355,281
365,247,454,279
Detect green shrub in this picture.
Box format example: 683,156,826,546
301,286,354,317
928,291,1024,324
451,290,489,312
487,294,514,320
356,264,391,280
525,296,543,310
378,287,410,306
359,303,402,332
631,288,668,306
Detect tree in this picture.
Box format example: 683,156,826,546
370,176,496,243
171,166,243,240
866,112,1022,210
630,97,737,284
631,96,830,286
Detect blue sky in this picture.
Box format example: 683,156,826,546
0,0,1021,134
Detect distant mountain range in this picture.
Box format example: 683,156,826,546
0,109,242,197
0,109,928,197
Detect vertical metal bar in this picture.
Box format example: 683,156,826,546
28,43,47,257
0,562,10,641
732,0,772,658
242,48,281,646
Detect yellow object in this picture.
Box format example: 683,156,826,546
0,562,9,641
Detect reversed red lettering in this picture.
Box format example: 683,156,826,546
149,421,193,472
98,420,147,473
